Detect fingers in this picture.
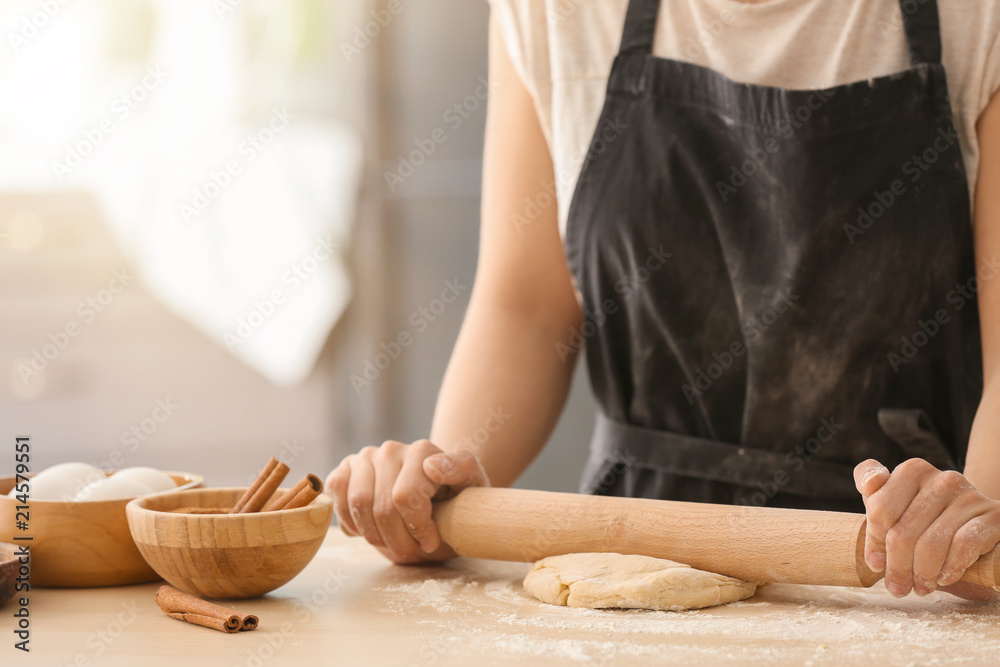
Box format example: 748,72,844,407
326,459,358,537
392,444,492,554
939,507,1000,587
909,475,989,593
854,459,890,498
424,448,490,493
345,447,383,548
371,442,426,560
394,440,447,554
862,459,929,575
883,470,964,596
323,439,490,565
858,458,1000,600
854,459,891,574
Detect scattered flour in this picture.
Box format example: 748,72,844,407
378,578,467,613
484,579,530,606
371,569,1000,665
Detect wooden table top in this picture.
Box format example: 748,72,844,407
3,528,1000,666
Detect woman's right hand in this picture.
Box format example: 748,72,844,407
324,440,490,564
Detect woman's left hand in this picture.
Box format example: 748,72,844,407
854,458,1000,600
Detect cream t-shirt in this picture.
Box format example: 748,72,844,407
487,0,1000,237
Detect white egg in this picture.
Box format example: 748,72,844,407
6,474,76,502
6,462,104,502
110,467,177,493
75,477,154,502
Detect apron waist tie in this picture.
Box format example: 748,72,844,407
581,411,959,500
582,412,862,500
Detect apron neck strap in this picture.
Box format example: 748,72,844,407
617,0,943,66
618,0,660,55
900,0,943,66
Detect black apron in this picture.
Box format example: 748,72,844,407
564,0,983,513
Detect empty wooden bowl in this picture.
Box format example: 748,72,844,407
1,543,19,608
0,471,203,587
126,487,333,599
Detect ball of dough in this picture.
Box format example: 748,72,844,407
523,552,758,612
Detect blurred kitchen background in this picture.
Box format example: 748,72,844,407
0,0,595,490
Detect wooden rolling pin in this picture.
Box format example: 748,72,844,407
432,488,1000,588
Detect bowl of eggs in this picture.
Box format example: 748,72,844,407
0,463,202,587
1,542,18,608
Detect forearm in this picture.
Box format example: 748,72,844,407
430,7,584,488
429,293,581,488
966,86,1000,499
963,379,1000,499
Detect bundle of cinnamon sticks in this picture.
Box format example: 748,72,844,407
155,585,258,633
229,457,323,514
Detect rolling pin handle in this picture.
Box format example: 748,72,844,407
959,544,1000,590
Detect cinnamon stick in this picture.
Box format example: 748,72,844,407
265,474,323,511
230,457,279,514
261,488,288,512
165,612,236,633
280,474,323,510
155,586,241,633
241,615,259,631
237,461,289,514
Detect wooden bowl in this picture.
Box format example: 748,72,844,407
126,487,333,599
0,471,203,587
1,543,19,608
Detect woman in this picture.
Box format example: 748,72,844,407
327,0,1000,601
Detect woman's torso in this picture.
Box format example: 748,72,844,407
488,0,1000,238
